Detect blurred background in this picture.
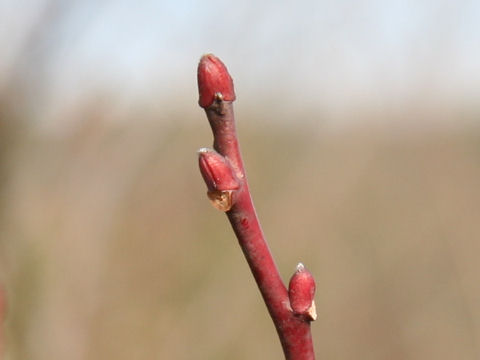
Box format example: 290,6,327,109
1,0,479,359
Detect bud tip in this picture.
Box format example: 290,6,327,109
197,53,236,108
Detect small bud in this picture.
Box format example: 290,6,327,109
288,263,317,321
198,148,239,191
198,148,239,211
197,54,236,108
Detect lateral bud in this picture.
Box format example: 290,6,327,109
288,263,317,321
197,54,236,109
198,148,240,211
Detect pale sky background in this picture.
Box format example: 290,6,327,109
1,0,479,130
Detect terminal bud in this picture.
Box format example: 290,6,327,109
197,54,236,108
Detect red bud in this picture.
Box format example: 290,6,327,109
198,148,239,192
197,54,236,108
288,263,316,320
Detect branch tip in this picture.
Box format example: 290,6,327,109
197,53,236,109
196,53,316,358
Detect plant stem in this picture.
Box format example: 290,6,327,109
197,54,316,360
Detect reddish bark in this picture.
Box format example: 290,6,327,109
197,54,316,360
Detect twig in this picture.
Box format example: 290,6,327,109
197,54,316,360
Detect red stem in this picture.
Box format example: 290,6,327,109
197,54,316,360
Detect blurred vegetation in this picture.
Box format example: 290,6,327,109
1,1,480,359
1,99,480,359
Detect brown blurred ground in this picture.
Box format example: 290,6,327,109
0,101,479,359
